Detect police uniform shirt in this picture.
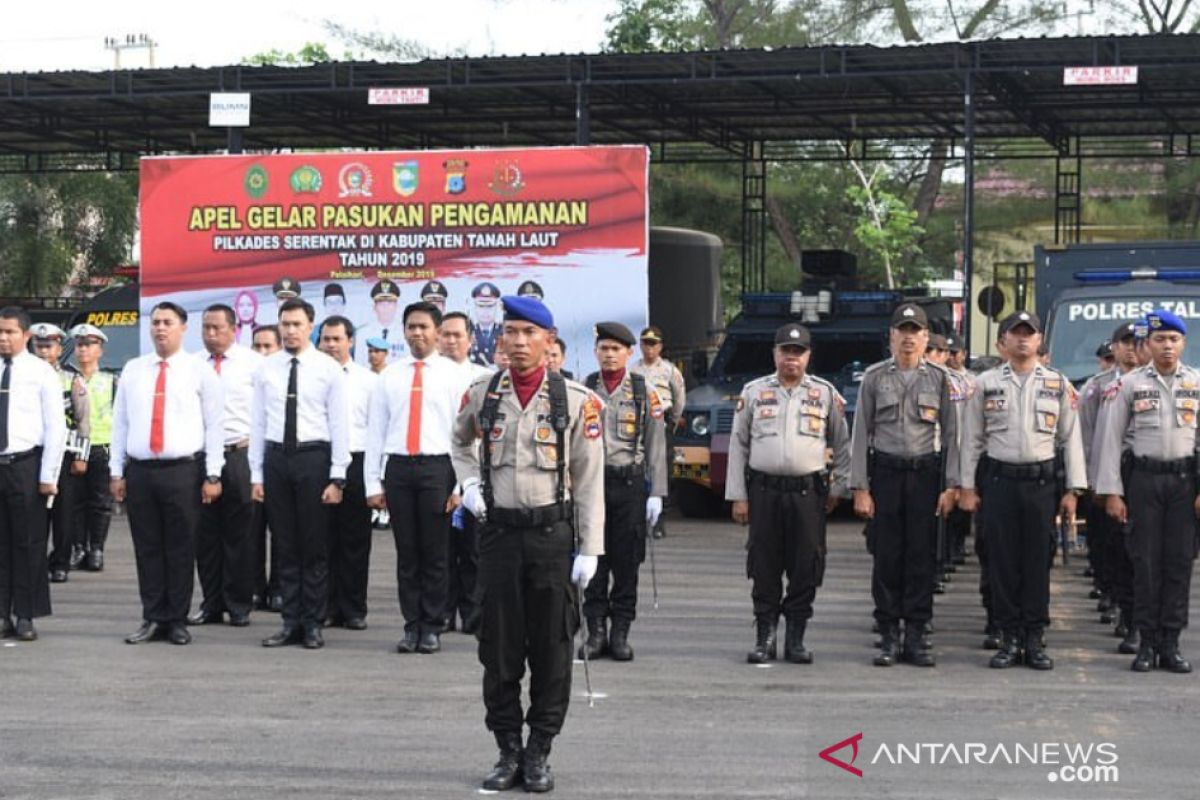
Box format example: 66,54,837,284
593,372,669,497
202,343,260,446
1094,362,1200,496
110,350,226,479
849,358,960,490
451,370,606,555
0,351,68,484
631,357,687,420
52,363,91,439
363,354,461,497
249,347,351,485
1078,366,1123,487
947,367,974,435
80,369,116,446
959,362,1086,491
725,373,851,502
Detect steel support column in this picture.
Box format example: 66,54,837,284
962,69,976,349
1054,136,1082,245
575,83,590,145
741,141,767,294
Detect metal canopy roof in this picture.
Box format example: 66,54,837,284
3,33,1200,171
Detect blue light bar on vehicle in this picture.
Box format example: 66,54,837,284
1074,267,1200,283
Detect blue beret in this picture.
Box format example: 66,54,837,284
501,295,554,330
1146,309,1187,336
366,337,390,351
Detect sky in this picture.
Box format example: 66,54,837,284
0,0,619,73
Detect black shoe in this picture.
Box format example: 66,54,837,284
932,581,946,595
1024,629,1053,670
989,632,1023,669
396,630,420,654
1083,566,1095,578
323,615,344,628
416,631,440,654
1118,624,1139,655
442,615,457,633
608,619,633,661
262,625,302,648
167,623,192,645
303,625,325,650
125,620,164,644
187,609,224,626
784,618,812,664
481,731,523,791
228,612,251,627
343,617,367,631
1114,610,1130,639
522,731,554,794
1157,630,1192,674
747,617,778,664
1089,588,1104,601
0,617,14,639
69,544,86,570
87,549,104,572
253,595,270,611
982,624,1001,650
50,570,68,583
461,610,480,635
1132,631,1156,672
267,595,284,612
874,624,900,667
902,623,935,667
15,618,37,641
578,617,608,660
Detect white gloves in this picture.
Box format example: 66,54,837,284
571,554,598,588
646,496,663,527
462,483,488,519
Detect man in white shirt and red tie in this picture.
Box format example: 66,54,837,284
366,301,463,654
111,302,225,646
251,298,350,650
0,307,67,642
190,304,261,628
318,315,377,630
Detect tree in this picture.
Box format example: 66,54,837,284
846,162,925,288
242,42,346,66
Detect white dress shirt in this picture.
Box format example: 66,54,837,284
364,353,463,497
0,350,68,484
338,358,377,454
200,343,260,445
110,349,226,479
249,346,351,484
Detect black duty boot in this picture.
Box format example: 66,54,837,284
69,545,86,570
608,619,633,661
482,731,523,791
1114,609,1131,639
1157,629,1193,674
577,616,607,660
1131,630,1157,672
522,731,554,793
1117,613,1139,655
1024,628,1053,670
747,616,777,664
982,622,1001,650
903,622,935,667
784,617,812,664
989,631,1023,669
873,623,900,667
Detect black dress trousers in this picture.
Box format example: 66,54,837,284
744,472,827,623
194,446,255,617
79,445,113,553
125,458,204,624
870,459,940,627
327,451,372,622
0,451,49,620
264,444,332,628
384,454,454,635
47,453,83,572
583,472,647,623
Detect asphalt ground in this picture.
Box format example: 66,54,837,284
2,509,1198,800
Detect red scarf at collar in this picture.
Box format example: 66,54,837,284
601,368,626,395
511,366,546,409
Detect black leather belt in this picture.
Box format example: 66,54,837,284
874,451,940,471
992,459,1055,481
128,452,203,469
388,453,451,463
266,441,330,453
1131,456,1196,475
605,464,645,480
224,440,249,452
0,447,40,466
488,503,573,528
749,469,821,492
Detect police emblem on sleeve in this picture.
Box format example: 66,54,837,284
648,389,664,420
583,396,602,439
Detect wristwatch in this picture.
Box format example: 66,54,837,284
205,475,221,485
330,479,347,490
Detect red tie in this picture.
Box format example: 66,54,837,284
406,360,424,455
150,360,168,454
212,352,224,374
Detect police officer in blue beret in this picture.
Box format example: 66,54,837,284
1095,308,1197,672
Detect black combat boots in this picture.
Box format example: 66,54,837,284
873,623,900,667
1131,629,1157,672
577,617,607,660
523,730,555,793
1024,628,1053,670
747,616,777,664
1117,611,1138,655
989,630,1023,668
1157,629,1193,674
608,619,634,661
481,731,523,791
902,622,935,667
784,618,812,664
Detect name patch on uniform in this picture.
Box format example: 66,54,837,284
984,397,1007,413
1133,396,1159,413
757,406,778,419
1042,378,1062,392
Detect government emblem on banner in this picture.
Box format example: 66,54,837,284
393,161,419,196
244,165,268,199
289,165,322,194
338,162,373,198
443,159,468,194
488,159,525,196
